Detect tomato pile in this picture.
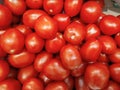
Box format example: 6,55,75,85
0,0,120,90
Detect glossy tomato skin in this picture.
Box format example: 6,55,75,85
64,0,83,17
0,28,24,54
23,9,47,28
53,14,71,32
97,53,109,63
0,78,21,90
25,33,45,53
98,35,117,55
80,1,102,23
80,38,102,62
18,65,38,84
43,0,63,15
8,50,35,68
45,81,69,90
99,15,120,35
109,64,120,83
0,60,10,81
84,63,110,89
60,44,82,70
64,21,86,45
43,58,70,80
35,15,58,39
4,0,26,15
115,32,120,47
22,78,44,90
26,0,43,9
45,32,66,53
0,5,13,29
34,51,52,72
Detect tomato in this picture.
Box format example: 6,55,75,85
80,1,102,23
98,35,117,55
35,15,58,39
60,44,82,70
64,0,83,17
64,21,86,45
25,32,45,53
0,28,24,54
43,58,70,80
4,0,26,15
0,60,10,81
43,0,63,15
80,38,102,62
0,78,21,90
84,63,109,89
85,24,100,40
26,0,43,9
115,32,120,47
0,4,13,29
0,45,7,58
34,51,52,72
99,15,120,35
45,81,69,90
8,50,35,68
97,53,109,63
22,78,44,90
45,32,66,53
53,14,71,32
23,9,47,28
109,64,120,83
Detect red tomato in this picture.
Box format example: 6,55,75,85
80,38,102,62
99,15,120,35
4,0,26,15
22,78,44,90
0,5,13,29
26,0,43,9
25,33,45,53
64,0,83,17
34,51,52,72
0,28,24,54
18,65,38,84
53,14,71,32
0,60,10,81
110,64,120,83
35,15,58,39
0,78,21,90
85,24,100,40
115,32,120,47
0,46,7,58
43,0,63,15
98,35,117,55
60,44,82,70
64,21,86,45
97,53,109,63
45,81,69,90
8,50,35,68
23,9,47,28
43,58,70,80
80,1,102,23
84,63,109,89
45,32,66,53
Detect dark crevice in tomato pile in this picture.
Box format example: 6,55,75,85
0,0,120,90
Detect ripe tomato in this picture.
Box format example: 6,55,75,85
64,0,83,17
0,46,7,58
8,50,35,68
23,9,47,28
26,0,43,9
22,78,44,90
0,28,24,54
97,53,109,63
35,15,58,39
64,21,86,45
25,32,45,53
0,4,13,29
60,44,82,70
115,32,120,47
84,63,109,89
80,1,102,23
43,0,63,15
4,0,26,15
99,15,120,35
